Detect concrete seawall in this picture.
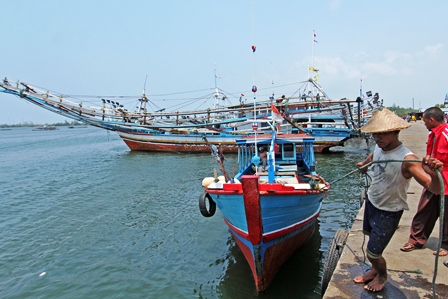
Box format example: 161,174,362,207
323,121,448,299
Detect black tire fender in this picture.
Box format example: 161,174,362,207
321,229,349,296
199,192,216,217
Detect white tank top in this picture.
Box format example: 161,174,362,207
367,144,413,211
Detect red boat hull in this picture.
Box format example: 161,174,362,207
121,136,334,153
122,138,239,153
230,216,317,292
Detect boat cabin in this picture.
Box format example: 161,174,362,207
234,133,316,184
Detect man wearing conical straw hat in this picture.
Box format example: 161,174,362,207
353,107,444,292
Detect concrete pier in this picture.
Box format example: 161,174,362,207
323,121,448,299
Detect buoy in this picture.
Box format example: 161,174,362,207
202,177,215,188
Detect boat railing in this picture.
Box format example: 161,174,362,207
299,141,316,174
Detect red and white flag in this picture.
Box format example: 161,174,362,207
271,103,283,123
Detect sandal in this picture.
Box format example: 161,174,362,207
433,249,448,256
400,242,417,252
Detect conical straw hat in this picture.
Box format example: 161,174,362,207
361,108,411,133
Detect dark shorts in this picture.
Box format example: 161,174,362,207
363,199,403,259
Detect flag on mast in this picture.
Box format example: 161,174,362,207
271,103,283,123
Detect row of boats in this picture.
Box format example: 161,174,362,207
0,74,381,293
0,76,382,153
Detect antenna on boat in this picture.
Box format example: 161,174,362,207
307,31,320,100
138,75,149,123
214,64,219,109
312,30,316,70
251,0,259,157
143,75,148,95
360,79,363,99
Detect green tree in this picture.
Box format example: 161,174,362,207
387,104,413,117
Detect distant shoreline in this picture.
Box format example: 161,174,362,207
0,122,87,128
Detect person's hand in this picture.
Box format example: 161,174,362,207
357,161,368,173
423,155,444,172
357,154,373,173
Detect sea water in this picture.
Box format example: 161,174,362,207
0,127,370,298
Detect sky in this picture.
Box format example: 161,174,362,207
1,0,447,124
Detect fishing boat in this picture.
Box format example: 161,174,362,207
199,123,330,292
0,77,380,153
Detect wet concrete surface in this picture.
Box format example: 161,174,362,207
323,121,448,299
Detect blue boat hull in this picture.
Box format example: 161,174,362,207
207,175,324,292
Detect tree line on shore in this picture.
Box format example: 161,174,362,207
388,103,445,118
0,120,85,128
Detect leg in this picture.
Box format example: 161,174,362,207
408,189,439,248
353,198,377,283
442,195,448,251
354,200,376,284
433,194,448,255
355,202,402,292
364,256,388,292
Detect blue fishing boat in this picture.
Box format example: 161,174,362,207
199,124,330,292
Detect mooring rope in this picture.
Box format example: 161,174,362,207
325,159,444,298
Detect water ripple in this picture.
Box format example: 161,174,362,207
0,127,369,298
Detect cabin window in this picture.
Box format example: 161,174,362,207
282,143,295,160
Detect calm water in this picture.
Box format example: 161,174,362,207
0,127,371,299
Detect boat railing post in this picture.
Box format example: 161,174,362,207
238,146,241,171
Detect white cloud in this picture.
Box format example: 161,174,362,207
425,43,442,54
315,57,361,79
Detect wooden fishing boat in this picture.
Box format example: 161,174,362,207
0,77,380,153
199,126,330,292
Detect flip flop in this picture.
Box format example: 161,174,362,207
433,249,448,256
400,242,417,252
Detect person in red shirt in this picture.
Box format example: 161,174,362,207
401,107,448,256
